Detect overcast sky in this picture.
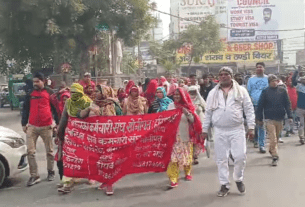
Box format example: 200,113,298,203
153,0,171,39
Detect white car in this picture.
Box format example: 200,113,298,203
0,126,28,187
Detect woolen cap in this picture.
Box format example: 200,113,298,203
219,67,233,77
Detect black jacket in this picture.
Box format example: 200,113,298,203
256,86,292,121
200,82,216,101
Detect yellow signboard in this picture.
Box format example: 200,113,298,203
177,42,276,64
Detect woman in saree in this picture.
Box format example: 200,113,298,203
149,87,173,113
54,89,70,188
57,83,92,194
84,85,96,100
125,80,135,95
166,88,204,188
78,84,122,118
123,85,148,115
188,85,207,165
77,84,122,195
117,87,127,108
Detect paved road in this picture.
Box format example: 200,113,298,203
1,107,305,207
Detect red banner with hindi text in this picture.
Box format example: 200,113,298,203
63,109,182,185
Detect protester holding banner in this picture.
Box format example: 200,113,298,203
166,88,204,188
79,84,122,118
149,87,173,113
53,89,70,188
188,86,207,165
123,85,148,115
57,83,93,193
76,84,122,195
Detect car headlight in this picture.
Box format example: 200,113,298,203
0,137,25,148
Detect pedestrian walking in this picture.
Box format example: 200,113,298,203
78,84,122,195
166,88,204,189
21,72,60,187
256,75,292,166
189,74,200,90
234,73,246,88
123,85,148,115
117,87,127,108
188,86,206,164
203,67,255,197
285,76,298,136
57,83,92,193
144,79,158,107
247,62,269,153
200,74,216,101
149,87,173,113
79,72,96,94
292,67,305,144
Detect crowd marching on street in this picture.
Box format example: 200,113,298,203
20,61,303,198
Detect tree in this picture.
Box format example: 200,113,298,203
149,16,222,75
121,52,139,75
178,16,222,69
150,16,222,75
149,39,181,74
0,0,155,76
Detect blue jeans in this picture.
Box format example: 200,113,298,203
254,106,266,147
255,125,266,147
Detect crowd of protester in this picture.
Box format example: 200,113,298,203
21,62,303,197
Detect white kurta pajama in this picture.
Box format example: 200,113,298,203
203,81,255,187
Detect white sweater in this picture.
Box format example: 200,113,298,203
203,86,255,132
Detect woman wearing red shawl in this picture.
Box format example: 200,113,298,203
50,86,71,120
125,80,135,95
144,79,158,107
167,88,204,188
117,88,127,108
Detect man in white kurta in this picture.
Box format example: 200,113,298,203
203,67,255,197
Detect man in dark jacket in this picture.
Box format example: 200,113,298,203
22,72,59,186
200,74,216,101
256,75,292,166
